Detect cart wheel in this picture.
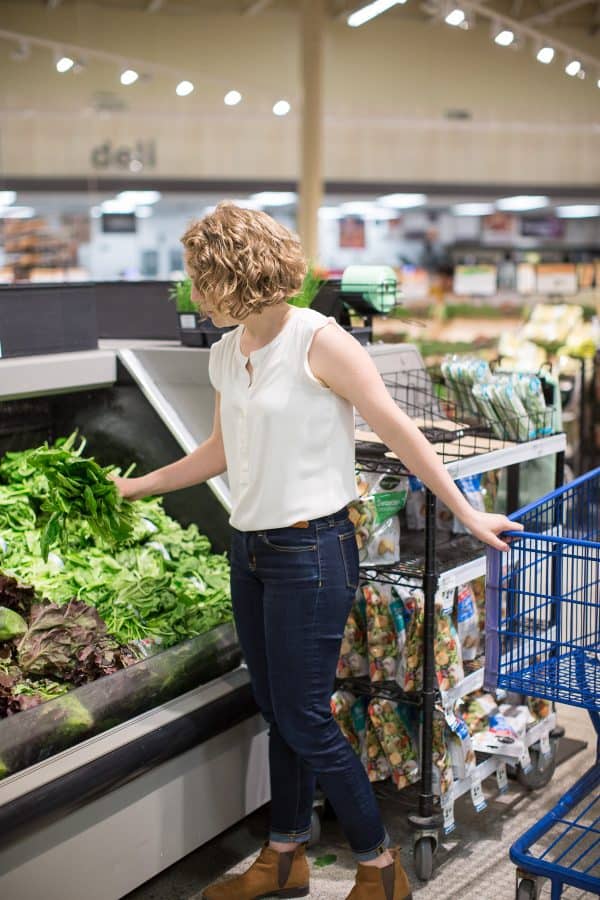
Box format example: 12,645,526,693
517,741,557,791
516,877,536,899
308,808,321,848
414,837,435,882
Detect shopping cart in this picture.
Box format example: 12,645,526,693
485,466,600,900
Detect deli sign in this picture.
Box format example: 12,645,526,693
91,140,157,170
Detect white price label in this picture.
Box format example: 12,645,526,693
443,800,456,835
180,314,196,329
470,778,487,812
496,762,508,794
540,731,552,759
519,748,532,774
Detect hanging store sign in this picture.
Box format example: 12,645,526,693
91,140,157,171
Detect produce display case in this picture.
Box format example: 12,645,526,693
0,345,267,900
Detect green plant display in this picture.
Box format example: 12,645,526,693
169,277,197,314
288,267,323,308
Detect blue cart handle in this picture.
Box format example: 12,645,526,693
501,529,600,550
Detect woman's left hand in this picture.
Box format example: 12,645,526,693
462,511,524,552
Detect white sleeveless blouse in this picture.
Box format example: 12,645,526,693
208,306,358,531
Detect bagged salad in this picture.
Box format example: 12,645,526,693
455,582,480,661
331,690,361,755
365,716,392,782
368,698,419,789
364,582,398,683
348,470,407,565
337,595,369,678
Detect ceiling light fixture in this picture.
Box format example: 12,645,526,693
377,193,427,209
445,9,466,27
0,191,16,206
494,29,515,47
496,195,549,211
318,207,342,220
347,0,405,28
0,206,34,218
272,99,291,116
452,202,495,216
224,90,242,106
176,80,194,96
117,190,161,204
250,191,297,206
565,59,582,77
537,46,555,64
556,205,600,218
56,55,74,73
120,69,139,86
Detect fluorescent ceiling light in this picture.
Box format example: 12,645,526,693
101,199,136,213
117,190,161,204
556,205,600,218
250,191,297,206
377,193,427,209
90,206,102,218
224,90,242,106
230,198,263,210
0,206,34,218
496,195,549,211
135,206,153,218
340,202,398,219
445,9,465,26
347,0,404,28
537,46,554,64
495,29,514,46
56,56,74,73
565,60,582,77
120,69,139,86
0,191,16,206
452,202,495,216
176,80,194,96
272,99,291,116
318,207,342,220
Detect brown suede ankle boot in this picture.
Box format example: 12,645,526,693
346,849,412,900
202,842,310,899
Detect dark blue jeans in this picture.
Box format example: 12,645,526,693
230,505,390,862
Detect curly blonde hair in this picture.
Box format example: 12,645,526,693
181,201,306,320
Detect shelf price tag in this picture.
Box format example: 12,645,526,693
519,747,533,774
441,789,456,835
470,777,487,813
540,730,552,760
496,762,508,795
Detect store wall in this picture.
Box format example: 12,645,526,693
1,2,600,185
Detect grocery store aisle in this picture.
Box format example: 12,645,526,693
126,705,595,900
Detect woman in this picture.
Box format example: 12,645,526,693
113,202,520,900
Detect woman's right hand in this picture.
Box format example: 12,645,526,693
109,474,150,502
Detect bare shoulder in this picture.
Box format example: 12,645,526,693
308,319,381,402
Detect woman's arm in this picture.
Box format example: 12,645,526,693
112,393,227,500
309,325,523,551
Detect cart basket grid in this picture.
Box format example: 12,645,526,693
485,466,600,711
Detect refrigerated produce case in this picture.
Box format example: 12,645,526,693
0,345,266,900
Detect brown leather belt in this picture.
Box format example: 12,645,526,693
291,520,310,528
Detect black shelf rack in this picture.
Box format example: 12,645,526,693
350,364,565,880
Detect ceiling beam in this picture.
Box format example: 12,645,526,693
589,0,600,32
522,0,593,24
243,0,274,14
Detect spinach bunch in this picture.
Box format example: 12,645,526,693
28,433,137,560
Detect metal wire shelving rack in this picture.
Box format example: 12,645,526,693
346,365,567,881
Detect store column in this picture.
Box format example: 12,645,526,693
298,0,324,264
